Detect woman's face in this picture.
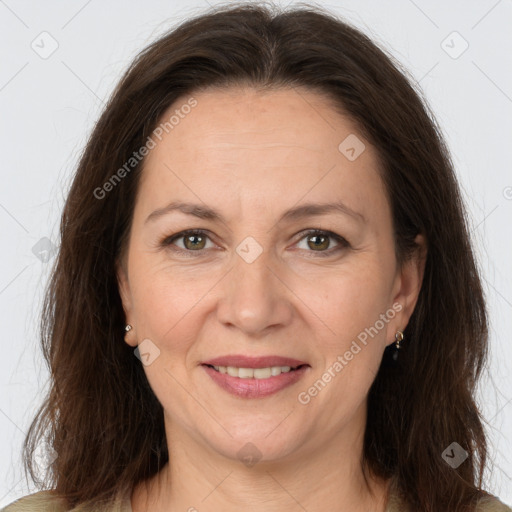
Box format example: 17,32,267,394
117,86,425,464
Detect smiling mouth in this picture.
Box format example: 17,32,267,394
202,363,307,379
201,362,310,398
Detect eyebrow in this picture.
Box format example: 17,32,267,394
145,200,366,225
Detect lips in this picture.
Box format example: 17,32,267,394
200,354,311,398
201,355,308,369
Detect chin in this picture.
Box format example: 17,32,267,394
198,424,307,467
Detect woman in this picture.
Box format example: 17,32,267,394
2,3,510,512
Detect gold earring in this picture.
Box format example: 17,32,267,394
395,330,404,349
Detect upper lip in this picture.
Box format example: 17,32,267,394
202,355,309,369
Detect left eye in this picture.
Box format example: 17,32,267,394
295,229,348,254
161,229,348,256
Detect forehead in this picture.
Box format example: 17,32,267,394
136,86,389,229
156,86,361,153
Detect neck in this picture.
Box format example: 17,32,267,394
131,410,391,512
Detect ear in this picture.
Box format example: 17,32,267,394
388,233,428,344
116,259,137,347
116,258,132,314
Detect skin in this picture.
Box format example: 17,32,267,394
117,86,427,512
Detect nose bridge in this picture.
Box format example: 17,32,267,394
217,239,292,335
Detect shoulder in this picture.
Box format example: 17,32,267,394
386,485,512,512
1,490,68,512
1,489,131,512
476,495,512,512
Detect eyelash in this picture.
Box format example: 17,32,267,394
160,228,349,258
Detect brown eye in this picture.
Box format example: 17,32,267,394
306,233,330,251
296,229,349,256
183,233,207,250
162,229,213,253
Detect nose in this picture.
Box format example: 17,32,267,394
216,245,294,338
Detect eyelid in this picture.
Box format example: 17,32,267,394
162,228,349,256
162,229,217,255
292,228,349,257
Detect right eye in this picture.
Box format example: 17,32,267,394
161,229,216,255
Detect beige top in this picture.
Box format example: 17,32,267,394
2,486,511,512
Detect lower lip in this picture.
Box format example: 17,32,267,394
202,364,309,398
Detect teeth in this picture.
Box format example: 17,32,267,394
212,365,298,379
226,366,238,377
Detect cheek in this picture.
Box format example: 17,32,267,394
310,279,390,411
130,261,186,342
128,260,215,350
322,274,392,393
305,265,391,342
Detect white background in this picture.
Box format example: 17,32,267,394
0,0,511,507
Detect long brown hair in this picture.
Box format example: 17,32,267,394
23,3,490,511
